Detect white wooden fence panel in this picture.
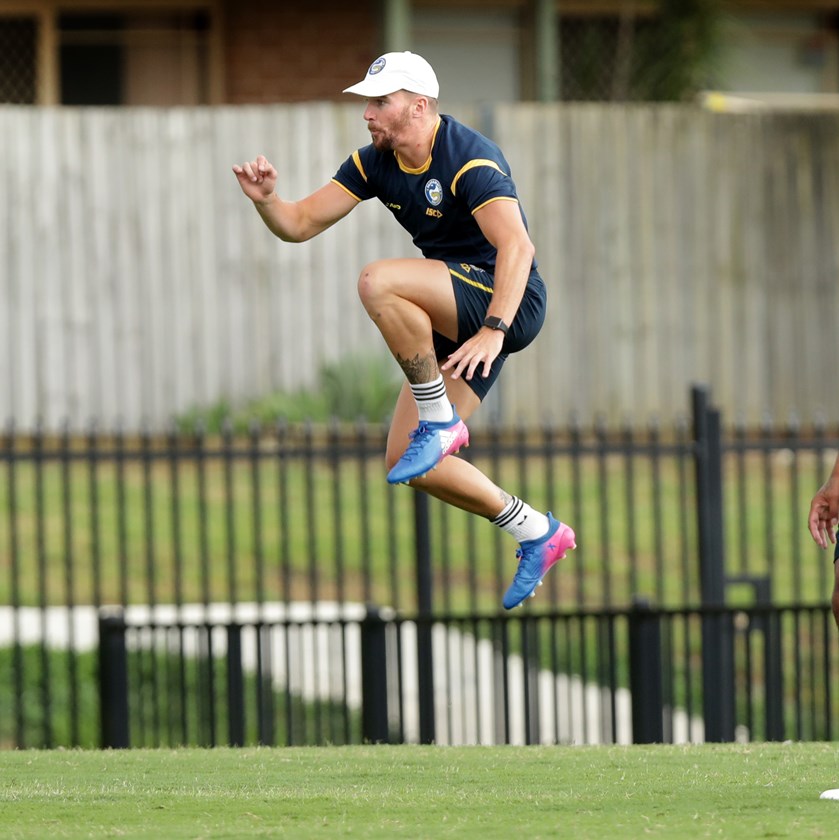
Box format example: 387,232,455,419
1,103,838,430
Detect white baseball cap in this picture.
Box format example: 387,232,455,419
343,52,439,99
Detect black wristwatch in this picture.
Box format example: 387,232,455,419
483,315,510,335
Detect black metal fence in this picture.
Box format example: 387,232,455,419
96,600,839,748
2,386,839,748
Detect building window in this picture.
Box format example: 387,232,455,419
0,16,37,104
60,14,124,105
559,5,721,102
59,11,211,105
560,14,677,102
0,5,218,105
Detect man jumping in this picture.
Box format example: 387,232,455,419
233,51,575,609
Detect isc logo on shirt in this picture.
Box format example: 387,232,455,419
425,208,443,218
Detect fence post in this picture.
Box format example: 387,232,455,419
98,610,130,749
226,624,245,747
692,386,736,742
628,598,663,743
739,576,782,740
763,608,784,740
361,605,390,743
521,616,541,745
414,492,436,745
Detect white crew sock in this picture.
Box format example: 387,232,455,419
492,497,550,543
411,376,453,424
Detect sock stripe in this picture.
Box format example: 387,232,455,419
493,497,523,528
411,375,453,424
411,379,447,402
493,498,551,544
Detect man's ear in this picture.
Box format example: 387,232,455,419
412,95,429,117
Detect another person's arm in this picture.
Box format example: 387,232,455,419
233,154,358,242
808,453,839,549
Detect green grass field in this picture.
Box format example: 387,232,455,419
1,743,839,838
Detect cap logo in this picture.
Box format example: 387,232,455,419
368,57,386,76
425,179,443,206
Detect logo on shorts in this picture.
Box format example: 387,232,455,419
425,179,443,206
368,57,386,76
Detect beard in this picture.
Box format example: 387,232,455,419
369,104,413,151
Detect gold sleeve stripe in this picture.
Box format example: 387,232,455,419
450,158,507,196
449,268,494,295
471,195,519,215
352,149,368,182
331,179,363,202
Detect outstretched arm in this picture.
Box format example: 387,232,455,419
809,454,839,549
232,154,358,242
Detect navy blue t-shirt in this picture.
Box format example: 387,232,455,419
332,114,536,272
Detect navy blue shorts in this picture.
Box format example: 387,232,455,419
432,262,547,401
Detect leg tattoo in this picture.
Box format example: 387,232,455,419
396,351,439,385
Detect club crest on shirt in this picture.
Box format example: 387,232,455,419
368,57,386,76
425,179,443,206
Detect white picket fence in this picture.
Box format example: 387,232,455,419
2,103,838,430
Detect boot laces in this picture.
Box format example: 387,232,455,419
401,422,432,463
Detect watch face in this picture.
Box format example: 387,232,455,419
484,316,508,333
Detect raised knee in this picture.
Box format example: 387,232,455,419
357,260,392,307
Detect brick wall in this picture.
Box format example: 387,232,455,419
224,0,381,103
